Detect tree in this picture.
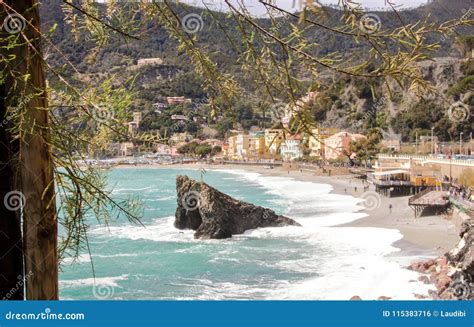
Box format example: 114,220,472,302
350,129,383,167
211,145,222,156
195,143,212,158
178,141,199,155
0,0,141,300
1,0,57,300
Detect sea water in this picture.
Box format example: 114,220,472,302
59,168,433,300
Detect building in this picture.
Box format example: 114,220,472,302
127,112,142,136
154,143,172,155
264,129,285,156
281,92,318,128
281,135,303,161
152,102,168,111
221,143,229,157
170,132,192,144
120,142,136,156
382,139,401,152
137,58,163,66
324,131,366,160
307,128,340,158
234,134,251,160
202,139,223,148
248,135,267,160
171,114,189,121
226,136,237,159
167,97,192,105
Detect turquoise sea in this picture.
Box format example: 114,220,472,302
59,168,431,300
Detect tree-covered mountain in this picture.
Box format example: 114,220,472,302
41,0,473,141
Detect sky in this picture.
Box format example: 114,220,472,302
179,0,430,15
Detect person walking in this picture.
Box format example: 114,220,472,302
389,203,392,214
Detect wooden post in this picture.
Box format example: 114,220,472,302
6,0,58,300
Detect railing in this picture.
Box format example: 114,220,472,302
409,189,449,206
377,154,474,167
367,173,412,186
221,160,283,166
408,188,433,205
371,179,412,186
449,195,474,213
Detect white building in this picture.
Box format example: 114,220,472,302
137,58,163,66
280,135,303,161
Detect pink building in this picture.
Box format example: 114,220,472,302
324,132,366,160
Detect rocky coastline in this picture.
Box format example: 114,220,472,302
408,218,473,300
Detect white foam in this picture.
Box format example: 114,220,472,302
60,275,128,288
211,169,432,300
61,253,144,265
89,216,197,243
215,169,364,226
84,168,432,300
112,186,155,193
61,254,91,265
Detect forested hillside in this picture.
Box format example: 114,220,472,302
41,0,473,141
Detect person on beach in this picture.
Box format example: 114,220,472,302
389,204,392,214
355,186,357,192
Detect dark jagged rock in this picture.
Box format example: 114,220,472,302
174,175,301,239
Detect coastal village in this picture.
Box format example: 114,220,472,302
85,51,474,301
107,94,474,191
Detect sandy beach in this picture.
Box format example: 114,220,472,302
142,162,459,257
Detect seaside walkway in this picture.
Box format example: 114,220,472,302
408,189,450,218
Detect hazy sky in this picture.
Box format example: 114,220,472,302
180,0,430,15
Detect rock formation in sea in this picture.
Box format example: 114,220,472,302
408,219,473,300
174,175,301,239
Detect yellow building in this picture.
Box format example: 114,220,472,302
248,135,267,159
264,129,285,155
308,128,340,159
225,133,267,160
226,136,237,159
235,134,251,160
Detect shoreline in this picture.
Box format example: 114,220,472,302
117,162,459,256
105,162,464,299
